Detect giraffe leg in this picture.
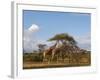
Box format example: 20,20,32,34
43,52,46,62
52,51,55,61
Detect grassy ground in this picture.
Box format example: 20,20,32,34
23,62,90,69
23,52,91,69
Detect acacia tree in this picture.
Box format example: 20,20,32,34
47,33,77,61
38,44,47,53
48,33,77,56
48,33,77,46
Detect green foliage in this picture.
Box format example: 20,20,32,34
23,53,43,62
48,33,77,45
32,55,43,62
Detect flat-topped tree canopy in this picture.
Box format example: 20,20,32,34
48,33,77,45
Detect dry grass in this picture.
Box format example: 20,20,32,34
23,52,91,69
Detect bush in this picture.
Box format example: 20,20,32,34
23,53,43,62
32,55,43,62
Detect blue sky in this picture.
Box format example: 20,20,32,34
23,10,90,40
23,10,91,52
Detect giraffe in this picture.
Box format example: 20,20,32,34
51,43,82,63
51,44,69,62
43,40,87,63
43,42,58,62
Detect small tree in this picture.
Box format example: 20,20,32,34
38,44,47,53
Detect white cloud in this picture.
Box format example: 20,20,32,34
23,24,55,53
75,33,91,51
23,24,40,53
28,24,39,32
